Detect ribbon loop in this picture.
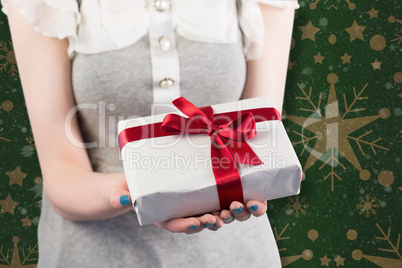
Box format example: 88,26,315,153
172,97,212,129
161,97,264,209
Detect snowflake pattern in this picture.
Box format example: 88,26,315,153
0,41,18,78
353,224,402,266
0,236,38,267
20,146,35,158
286,195,309,218
385,82,393,90
394,108,402,116
356,194,380,217
25,129,36,151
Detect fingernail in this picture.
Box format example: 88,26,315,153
119,195,130,206
232,207,242,214
189,225,200,230
248,204,258,212
212,224,221,229
223,215,232,222
204,222,213,228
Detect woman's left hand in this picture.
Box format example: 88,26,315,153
154,200,267,234
219,200,268,224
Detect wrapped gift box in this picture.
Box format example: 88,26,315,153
118,96,304,225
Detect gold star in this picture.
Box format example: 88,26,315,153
286,73,383,173
21,216,32,227
299,21,320,41
371,59,382,70
314,53,325,64
340,53,352,64
289,60,295,70
0,194,19,215
334,255,346,266
6,165,28,187
367,7,379,19
320,255,331,266
345,21,366,41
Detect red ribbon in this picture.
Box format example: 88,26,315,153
118,97,281,209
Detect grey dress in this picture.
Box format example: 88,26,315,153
36,29,282,268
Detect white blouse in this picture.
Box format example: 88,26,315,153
2,0,299,60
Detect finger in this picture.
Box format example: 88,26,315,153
210,211,221,216
220,209,234,224
246,200,268,217
110,176,133,210
155,217,203,234
208,215,224,231
230,201,251,222
197,214,217,228
110,190,132,210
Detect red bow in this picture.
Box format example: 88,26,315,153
161,97,264,209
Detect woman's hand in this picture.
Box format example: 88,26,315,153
110,178,225,233
110,175,268,234
155,200,268,235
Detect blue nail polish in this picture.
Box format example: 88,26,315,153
232,207,242,214
212,224,221,229
248,204,258,212
119,195,130,206
189,225,200,230
204,222,213,228
223,215,232,222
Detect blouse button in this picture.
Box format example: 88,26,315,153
159,78,175,89
154,0,170,12
158,36,171,51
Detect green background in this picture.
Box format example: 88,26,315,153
0,1,401,267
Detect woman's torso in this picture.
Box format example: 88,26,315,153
37,3,282,268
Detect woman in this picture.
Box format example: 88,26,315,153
3,0,298,267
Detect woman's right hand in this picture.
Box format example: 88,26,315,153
110,178,226,234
